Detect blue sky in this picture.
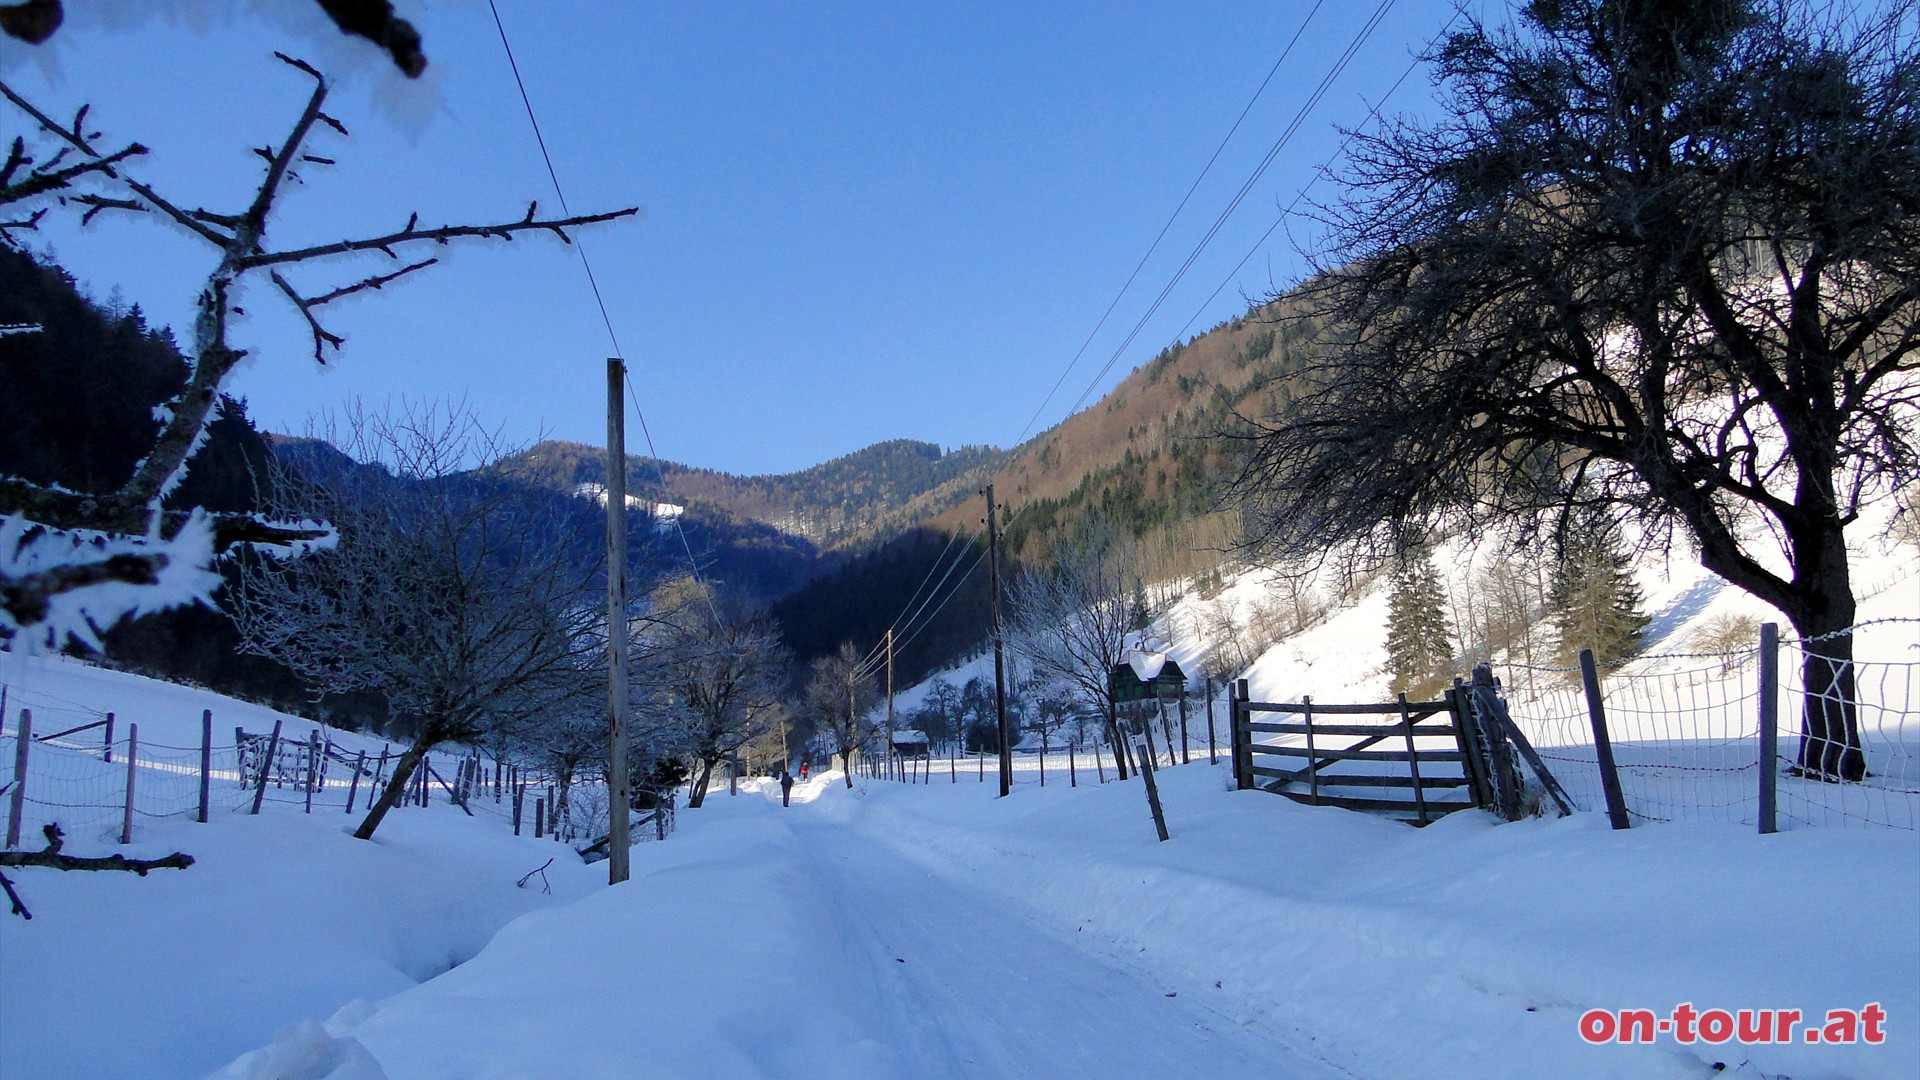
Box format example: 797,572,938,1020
1,0,1471,476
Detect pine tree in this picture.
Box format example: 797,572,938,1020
1385,547,1454,697
1550,525,1650,671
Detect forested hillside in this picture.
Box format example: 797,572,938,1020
502,437,1004,550
1,233,1303,698
0,244,302,704
772,298,1318,675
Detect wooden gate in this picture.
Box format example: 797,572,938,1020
1228,679,1488,825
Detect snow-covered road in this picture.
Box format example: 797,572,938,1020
207,782,1352,1079
788,815,1347,1080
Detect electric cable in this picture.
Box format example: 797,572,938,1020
488,0,722,624
1056,0,1400,422
860,2,1352,669
1011,0,1329,448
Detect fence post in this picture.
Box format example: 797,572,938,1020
198,710,213,824
1135,739,1170,842
1469,667,1522,820
103,711,114,764
120,723,138,844
303,729,318,813
1302,696,1319,805
250,719,282,815
1226,681,1239,785
369,745,389,811
534,794,545,839
1233,679,1254,791
346,750,367,814
1758,622,1780,835
1579,649,1631,830
512,782,524,835
1177,688,1191,765
1205,676,1218,766
6,709,30,848
1399,693,1431,827
1449,681,1491,810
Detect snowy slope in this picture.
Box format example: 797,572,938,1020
0,652,603,1079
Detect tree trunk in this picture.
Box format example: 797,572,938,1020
353,734,434,841
554,761,575,839
1785,575,1864,781
688,757,715,808
840,749,854,787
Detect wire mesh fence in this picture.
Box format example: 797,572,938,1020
1,696,675,852
1498,619,1918,831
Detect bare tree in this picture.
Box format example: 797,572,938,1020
1007,519,1163,783
645,575,791,808
0,56,634,649
232,401,603,840
803,642,878,788
1229,0,1920,780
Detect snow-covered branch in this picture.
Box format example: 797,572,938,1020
0,53,635,650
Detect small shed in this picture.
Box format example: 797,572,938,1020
1108,649,1187,702
890,729,931,758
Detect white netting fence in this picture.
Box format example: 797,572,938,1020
1498,619,1918,831
854,693,1232,789
1,686,673,851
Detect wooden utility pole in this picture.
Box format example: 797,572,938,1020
984,485,1011,797
606,359,632,885
884,628,896,782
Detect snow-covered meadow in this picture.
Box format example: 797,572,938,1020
3,642,1917,1080
3,509,1917,1079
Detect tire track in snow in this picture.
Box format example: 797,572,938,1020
789,816,1348,1080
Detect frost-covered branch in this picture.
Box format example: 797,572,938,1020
0,53,635,650
0,823,194,920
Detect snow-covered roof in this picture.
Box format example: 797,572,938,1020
1127,649,1169,683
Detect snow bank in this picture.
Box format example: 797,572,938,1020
0,653,601,1080
312,791,900,1080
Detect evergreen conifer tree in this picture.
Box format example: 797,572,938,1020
1384,546,1454,696
1549,524,1650,670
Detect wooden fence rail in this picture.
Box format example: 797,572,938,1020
1231,681,1486,825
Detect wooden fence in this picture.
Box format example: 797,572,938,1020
1229,667,1576,827
1229,680,1483,824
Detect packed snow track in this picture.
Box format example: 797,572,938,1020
787,815,1349,1079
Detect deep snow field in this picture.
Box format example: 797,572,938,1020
4,513,1918,1079
2,651,1917,1080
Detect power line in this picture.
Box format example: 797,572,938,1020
1011,0,1330,448
488,2,725,631
906,1,1438,692
1056,0,1401,423
996,6,1449,565
853,530,989,681
1161,10,1456,348
919,1,1407,667
857,5,1354,671
486,0,625,360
